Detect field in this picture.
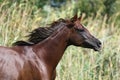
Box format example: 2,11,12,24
0,1,120,80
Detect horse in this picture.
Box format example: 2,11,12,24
0,14,101,80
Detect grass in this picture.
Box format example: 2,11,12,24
0,1,120,80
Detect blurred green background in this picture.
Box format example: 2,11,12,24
0,0,120,80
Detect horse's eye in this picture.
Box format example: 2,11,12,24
75,28,84,32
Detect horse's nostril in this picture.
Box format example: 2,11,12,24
97,41,101,47
99,42,101,45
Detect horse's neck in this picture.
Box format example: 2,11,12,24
33,26,70,69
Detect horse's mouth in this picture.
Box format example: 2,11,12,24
93,41,102,51
81,40,102,51
93,46,101,51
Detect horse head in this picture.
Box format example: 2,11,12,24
67,14,101,51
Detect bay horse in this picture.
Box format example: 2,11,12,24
0,14,101,80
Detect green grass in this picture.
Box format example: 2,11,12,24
0,1,120,80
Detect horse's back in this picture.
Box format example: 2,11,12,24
0,46,43,80
0,46,24,80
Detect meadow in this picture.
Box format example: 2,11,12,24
0,1,120,80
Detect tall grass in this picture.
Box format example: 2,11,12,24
0,1,120,80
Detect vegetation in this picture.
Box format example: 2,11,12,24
0,0,120,80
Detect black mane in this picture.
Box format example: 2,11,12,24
13,19,67,46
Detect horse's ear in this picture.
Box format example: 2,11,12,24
78,14,82,22
71,14,78,22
